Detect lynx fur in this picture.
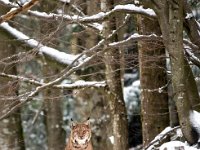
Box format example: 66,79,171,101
65,119,93,150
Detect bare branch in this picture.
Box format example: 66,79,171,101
0,0,39,24
31,102,44,125
0,44,109,120
0,73,106,89
0,23,118,119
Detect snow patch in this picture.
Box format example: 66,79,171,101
190,110,200,141
134,0,139,4
185,13,194,19
59,0,70,3
160,141,198,150
109,136,114,144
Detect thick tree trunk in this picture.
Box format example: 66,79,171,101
43,83,66,150
101,1,128,150
154,0,199,144
0,27,25,150
138,16,169,146
41,26,66,150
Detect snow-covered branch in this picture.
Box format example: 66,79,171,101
57,80,106,89
185,47,200,68
27,4,156,24
0,22,79,65
0,0,18,8
0,37,109,120
0,72,106,89
0,0,39,24
109,33,200,68
109,33,161,47
141,80,171,94
2,21,199,70
183,39,200,68
145,126,181,150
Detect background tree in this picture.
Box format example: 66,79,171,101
138,16,169,146
39,1,66,149
151,0,200,144
0,5,25,150
101,0,128,150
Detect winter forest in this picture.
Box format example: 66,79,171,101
0,0,200,150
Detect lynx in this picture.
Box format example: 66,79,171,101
65,118,93,150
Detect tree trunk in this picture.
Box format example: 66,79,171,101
101,1,128,150
39,1,66,149
43,81,66,150
154,0,199,144
138,16,169,146
0,24,25,150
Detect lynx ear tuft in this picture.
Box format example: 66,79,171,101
70,118,76,128
85,117,90,126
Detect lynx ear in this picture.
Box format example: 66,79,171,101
84,117,90,126
70,118,77,128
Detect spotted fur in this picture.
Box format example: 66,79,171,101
65,119,93,150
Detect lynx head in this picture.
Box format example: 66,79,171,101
70,118,91,146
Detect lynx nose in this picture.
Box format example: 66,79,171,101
80,135,84,139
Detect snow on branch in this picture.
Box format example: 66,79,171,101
109,33,200,68
0,35,109,120
0,22,79,65
0,72,106,89
0,0,39,24
185,47,200,68
27,4,156,24
183,39,200,68
112,4,156,18
68,14,131,63
141,80,171,94
109,33,161,47
57,80,106,89
0,0,18,8
145,126,181,150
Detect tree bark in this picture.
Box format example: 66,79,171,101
138,16,169,146
0,23,25,150
101,0,128,150
154,0,199,144
43,82,66,150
